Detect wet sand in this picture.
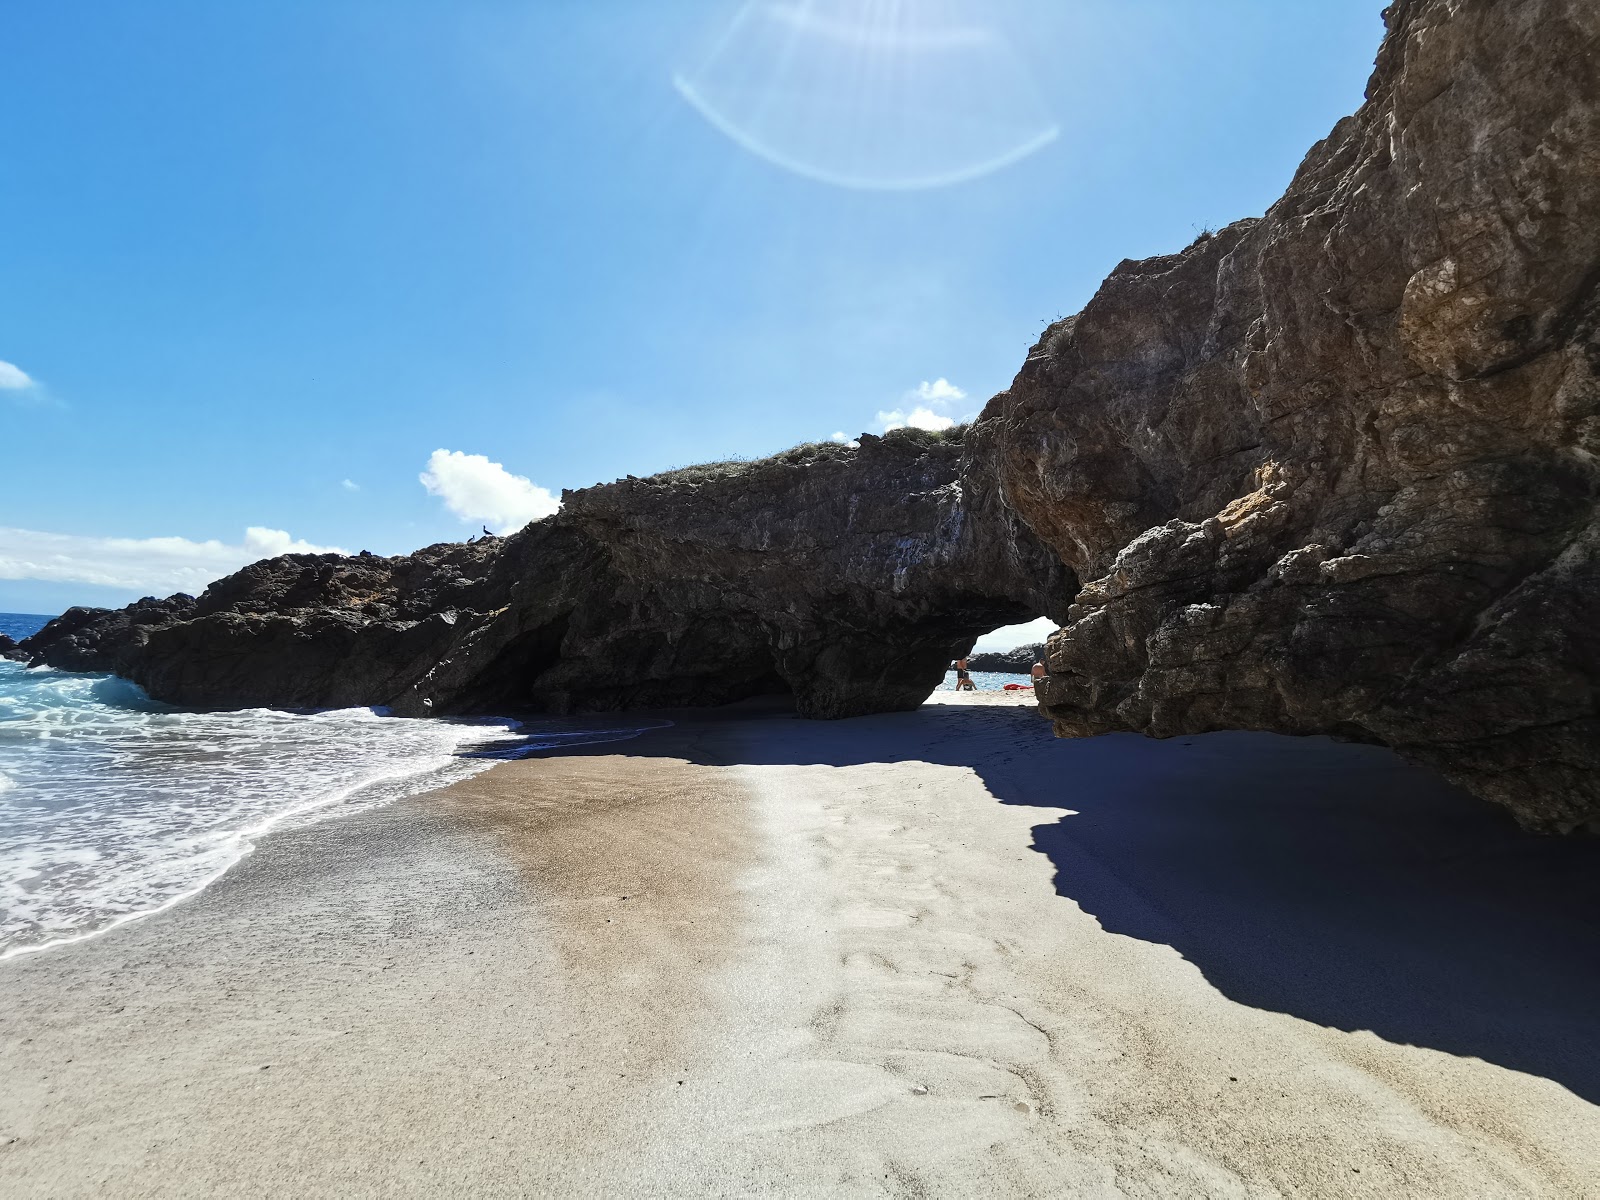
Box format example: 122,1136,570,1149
2,695,1598,1196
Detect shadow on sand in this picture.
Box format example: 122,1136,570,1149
545,698,1600,1106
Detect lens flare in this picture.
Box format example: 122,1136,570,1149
675,0,1059,190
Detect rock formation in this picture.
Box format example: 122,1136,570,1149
17,0,1598,830
976,0,1600,831
19,431,1070,720
966,644,1046,674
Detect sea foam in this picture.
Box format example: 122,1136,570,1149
0,659,661,958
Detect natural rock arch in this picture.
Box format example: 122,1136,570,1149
14,0,1600,833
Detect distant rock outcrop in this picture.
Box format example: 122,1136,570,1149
966,644,1045,674
975,0,1600,831
18,0,1599,831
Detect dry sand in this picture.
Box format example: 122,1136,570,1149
2,693,1598,1196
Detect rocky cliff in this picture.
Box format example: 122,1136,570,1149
18,430,1070,720
17,0,1598,831
976,0,1599,831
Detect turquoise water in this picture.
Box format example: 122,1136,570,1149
938,670,1033,692
0,630,662,957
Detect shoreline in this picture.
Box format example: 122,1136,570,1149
2,690,1016,964
0,699,669,962
2,696,1597,1194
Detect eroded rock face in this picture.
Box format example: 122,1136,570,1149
20,431,1070,720
975,0,1600,831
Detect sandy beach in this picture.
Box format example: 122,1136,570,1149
3,693,1598,1197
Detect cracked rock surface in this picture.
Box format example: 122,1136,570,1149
975,0,1600,830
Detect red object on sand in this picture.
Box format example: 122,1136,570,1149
1003,683,1034,691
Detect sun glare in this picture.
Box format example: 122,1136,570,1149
675,0,1059,190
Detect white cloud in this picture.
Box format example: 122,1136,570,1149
419,449,559,534
0,526,347,594
875,405,956,433
0,360,36,390
341,478,360,492
913,377,966,405
868,377,970,434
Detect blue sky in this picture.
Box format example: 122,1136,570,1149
0,1,1384,626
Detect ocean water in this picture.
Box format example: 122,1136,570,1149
0,612,52,641
939,670,1034,692
0,617,663,958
